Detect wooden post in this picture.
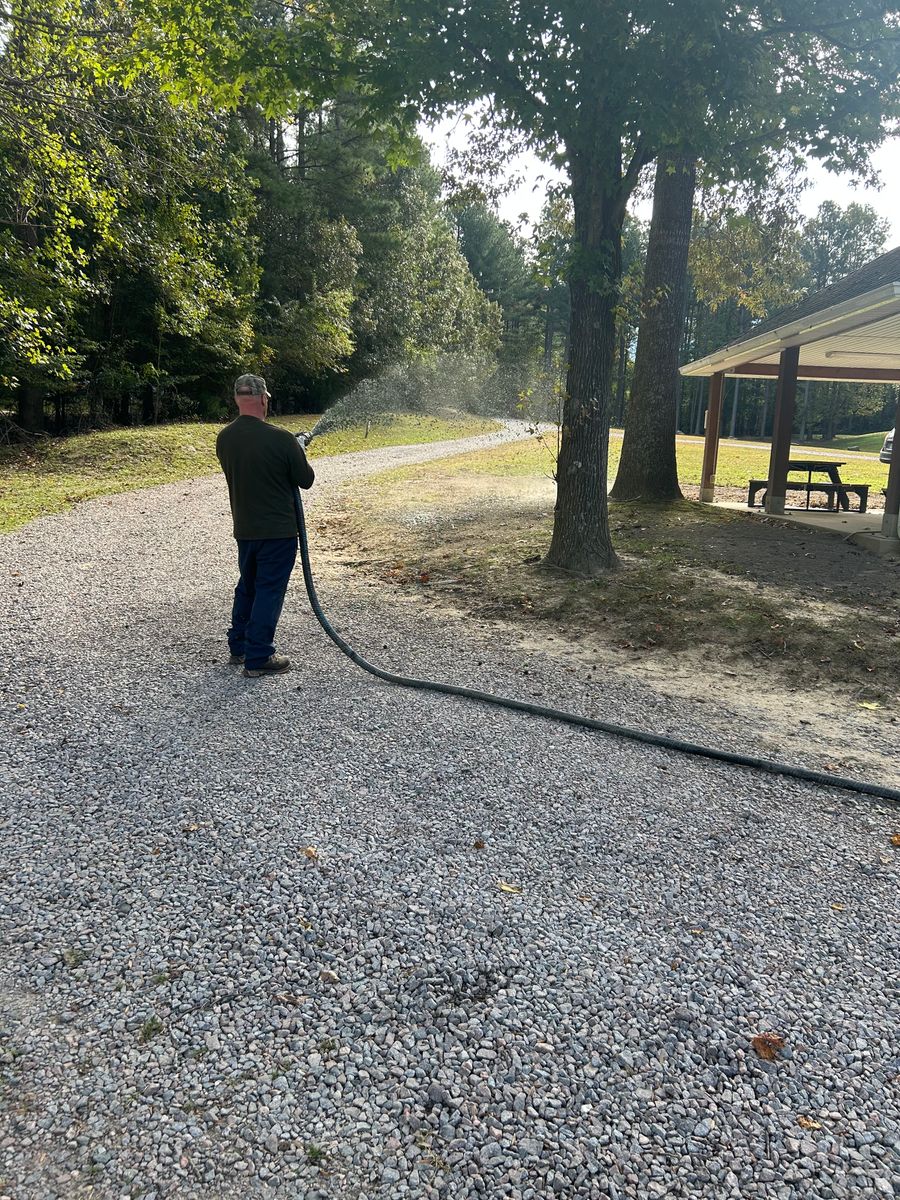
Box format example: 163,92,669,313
881,390,900,540
728,375,740,438
699,371,724,502
765,346,800,515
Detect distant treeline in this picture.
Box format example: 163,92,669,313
2,0,895,440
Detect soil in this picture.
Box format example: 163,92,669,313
316,468,900,787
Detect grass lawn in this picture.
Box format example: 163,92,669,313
0,412,499,533
451,430,891,492
674,428,890,456
814,430,891,454
326,436,900,714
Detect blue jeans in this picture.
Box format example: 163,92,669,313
228,538,297,669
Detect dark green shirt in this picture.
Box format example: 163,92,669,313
216,416,315,540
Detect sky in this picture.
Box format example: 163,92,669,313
426,120,900,244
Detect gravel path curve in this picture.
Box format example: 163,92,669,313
1,427,898,1200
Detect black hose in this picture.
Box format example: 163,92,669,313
293,488,900,806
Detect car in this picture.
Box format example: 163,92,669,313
880,429,895,464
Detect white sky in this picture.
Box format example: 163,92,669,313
426,120,900,244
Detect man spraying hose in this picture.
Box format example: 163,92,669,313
216,374,314,677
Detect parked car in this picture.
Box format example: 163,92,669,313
880,429,894,464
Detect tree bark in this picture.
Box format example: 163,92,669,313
611,153,696,501
545,150,622,575
614,326,627,425
17,384,44,433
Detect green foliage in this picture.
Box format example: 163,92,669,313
342,0,900,571
689,191,806,320
0,2,261,427
799,201,891,291
0,6,504,431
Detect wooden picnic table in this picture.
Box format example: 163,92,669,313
788,459,847,509
747,460,870,512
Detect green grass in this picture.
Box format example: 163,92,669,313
811,429,891,454
327,436,900,717
411,429,891,491
0,412,499,533
676,428,890,456
137,1015,165,1044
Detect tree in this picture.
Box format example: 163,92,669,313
346,1,900,573
531,194,574,374
0,1,261,431
0,2,503,430
799,200,890,291
611,153,696,501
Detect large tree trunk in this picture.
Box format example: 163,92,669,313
545,153,622,575
17,384,45,433
611,153,696,501
614,326,627,425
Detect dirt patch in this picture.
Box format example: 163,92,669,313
313,459,900,781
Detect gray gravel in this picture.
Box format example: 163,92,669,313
1,428,898,1200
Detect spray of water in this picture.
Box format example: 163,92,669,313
306,353,562,444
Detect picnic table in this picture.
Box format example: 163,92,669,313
747,460,869,512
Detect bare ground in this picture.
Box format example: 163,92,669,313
316,470,900,788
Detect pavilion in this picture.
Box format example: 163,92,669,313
680,246,900,543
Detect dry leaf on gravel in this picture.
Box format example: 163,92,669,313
891,834,900,847
302,846,319,861
497,880,522,894
473,839,485,850
751,1032,785,1061
797,1116,822,1131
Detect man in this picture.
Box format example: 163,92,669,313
216,374,315,677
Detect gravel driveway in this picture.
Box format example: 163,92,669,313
1,429,898,1200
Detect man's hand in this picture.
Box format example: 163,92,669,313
296,430,312,450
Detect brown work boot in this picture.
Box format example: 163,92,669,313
243,655,291,678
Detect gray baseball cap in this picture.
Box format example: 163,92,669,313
234,373,270,397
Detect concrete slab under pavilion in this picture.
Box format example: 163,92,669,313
680,247,900,548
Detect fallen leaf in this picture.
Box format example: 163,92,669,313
275,992,307,1006
298,918,312,931
797,1116,822,1131
182,823,201,833
302,846,319,861
473,839,485,850
418,571,430,584
689,928,704,936
830,904,845,912
751,1032,785,1061
497,880,523,894
576,894,593,903
858,701,881,710
890,834,900,847
319,969,339,984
